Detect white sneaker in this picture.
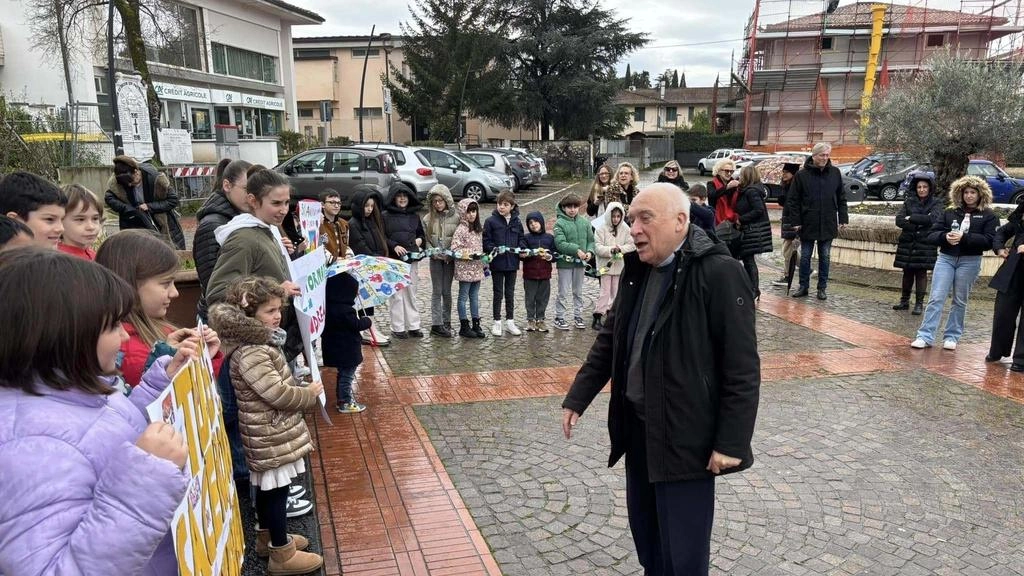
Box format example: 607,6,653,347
491,320,503,336
910,338,930,349
285,496,312,518
505,320,522,336
943,339,957,350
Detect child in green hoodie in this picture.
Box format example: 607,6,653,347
553,193,595,330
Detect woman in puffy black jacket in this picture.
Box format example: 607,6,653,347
892,172,942,314
986,202,1024,371
383,184,425,338
346,184,390,344
733,165,773,299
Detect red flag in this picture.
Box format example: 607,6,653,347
878,58,890,90
817,77,834,121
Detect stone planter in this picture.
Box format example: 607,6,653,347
831,214,1003,277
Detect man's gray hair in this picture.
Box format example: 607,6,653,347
811,142,832,155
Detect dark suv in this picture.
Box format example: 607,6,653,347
848,153,923,201
275,147,400,209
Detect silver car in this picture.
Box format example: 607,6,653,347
413,147,513,202
351,143,438,201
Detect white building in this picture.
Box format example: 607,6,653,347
0,0,323,165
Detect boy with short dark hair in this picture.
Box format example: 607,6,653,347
686,183,716,235
522,211,555,332
483,190,526,336
0,215,34,251
0,171,67,249
553,193,595,330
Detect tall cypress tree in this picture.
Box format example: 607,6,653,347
671,69,680,88
624,63,632,87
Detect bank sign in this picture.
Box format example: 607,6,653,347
242,93,286,110
152,81,211,103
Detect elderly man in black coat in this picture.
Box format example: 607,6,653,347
561,183,760,576
788,143,849,300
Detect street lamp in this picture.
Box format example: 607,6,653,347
358,28,392,143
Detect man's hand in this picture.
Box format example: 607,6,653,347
138,203,150,212
562,408,580,440
706,451,741,474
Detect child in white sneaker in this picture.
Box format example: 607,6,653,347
482,191,526,336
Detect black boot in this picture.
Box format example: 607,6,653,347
592,313,603,330
911,295,924,315
892,297,910,311
471,318,487,338
459,319,476,338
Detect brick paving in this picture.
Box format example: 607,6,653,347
208,178,1024,575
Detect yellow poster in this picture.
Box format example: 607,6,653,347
148,325,244,575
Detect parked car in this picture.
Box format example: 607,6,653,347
966,159,1024,204
351,143,438,201
466,149,532,191
413,147,513,202
697,148,755,175
511,148,548,177
484,148,541,188
274,147,400,210
848,153,923,201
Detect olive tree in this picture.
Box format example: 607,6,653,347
866,50,1024,198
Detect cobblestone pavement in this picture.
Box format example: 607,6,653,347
415,370,1024,576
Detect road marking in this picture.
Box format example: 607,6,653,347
520,183,579,206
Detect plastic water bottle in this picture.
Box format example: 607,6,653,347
951,221,960,233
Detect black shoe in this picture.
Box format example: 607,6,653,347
408,329,424,338
459,319,477,338
392,331,408,339
985,354,1002,363
1011,363,1024,372
817,289,827,300
471,318,487,338
911,301,923,315
892,301,909,310
592,313,603,330
792,287,809,298
430,325,452,338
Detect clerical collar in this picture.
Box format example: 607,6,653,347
656,239,686,268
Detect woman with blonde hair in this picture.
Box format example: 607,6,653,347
732,165,774,299
707,158,739,223
607,162,640,205
656,160,689,190
911,175,998,350
587,164,614,217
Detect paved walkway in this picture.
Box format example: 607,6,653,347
273,180,1024,575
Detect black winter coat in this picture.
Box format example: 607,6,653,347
194,190,243,321
777,180,798,240
483,208,527,272
321,272,373,369
105,163,186,249
928,207,998,258
990,208,1024,293
383,184,425,257
562,226,760,482
893,194,941,270
789,158,848,241
736,184,773,258
348,187,388,257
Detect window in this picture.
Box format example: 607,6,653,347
633,107,645,122
331,152,361,173
666,107,678,122
365,157,381,171
353,107,383,118
138,3,203,70
259,110,282,136
390,150,406,165
820,37,834,51
295,48,331,59
968,162,998,177
352,48,380,59
94,76,109,95
926,34,944,48
212,43,278,83
291,151,327,174
470,154,494,167
688,106,695,119
299,109,314,118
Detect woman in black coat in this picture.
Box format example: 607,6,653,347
345,184,389,344
892,172,942,314
987,202,1024,371
733,165,773,299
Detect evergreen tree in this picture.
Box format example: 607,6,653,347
679,71,687,88
671,69,680,88
624,63,632,87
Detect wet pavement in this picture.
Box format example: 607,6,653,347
208,177,1023,575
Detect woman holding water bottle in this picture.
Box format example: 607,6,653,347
911,175,998,350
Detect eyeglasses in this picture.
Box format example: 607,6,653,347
720,169,735,173
665,167,678,172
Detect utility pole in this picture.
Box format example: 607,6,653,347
358,25,376,143
455,61,472,150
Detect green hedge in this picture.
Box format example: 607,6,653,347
674,131,744,153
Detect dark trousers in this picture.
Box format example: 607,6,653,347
255,485,290,547
523,278,551,321
625,415,715,576
740,255,760,298
989,264,1024,362
216,359,249,483
900,268,929,301
491,270,517,320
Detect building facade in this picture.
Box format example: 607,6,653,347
614,87,726,137
292,35,533,145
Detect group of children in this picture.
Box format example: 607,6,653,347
0,170,324,574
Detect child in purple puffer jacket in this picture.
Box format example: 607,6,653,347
0,248,192,575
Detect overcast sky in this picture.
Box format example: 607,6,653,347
286,0,975,88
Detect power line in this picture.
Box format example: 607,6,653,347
638,38,746,50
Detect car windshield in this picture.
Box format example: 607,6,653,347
454,152,483,168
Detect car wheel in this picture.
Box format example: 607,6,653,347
513,175,521,192
880,184,899,201
1012,190,1024,205
698,164,706,176
464,182,486,202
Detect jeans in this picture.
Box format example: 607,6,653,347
491,269,517,320
556,267,585,320
916,253,982,344
429,259,455,326
457,281,481,320
523,278,551,321
335,365,358,405
216,359,249,483
799,238,833,290
391,261,421,332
